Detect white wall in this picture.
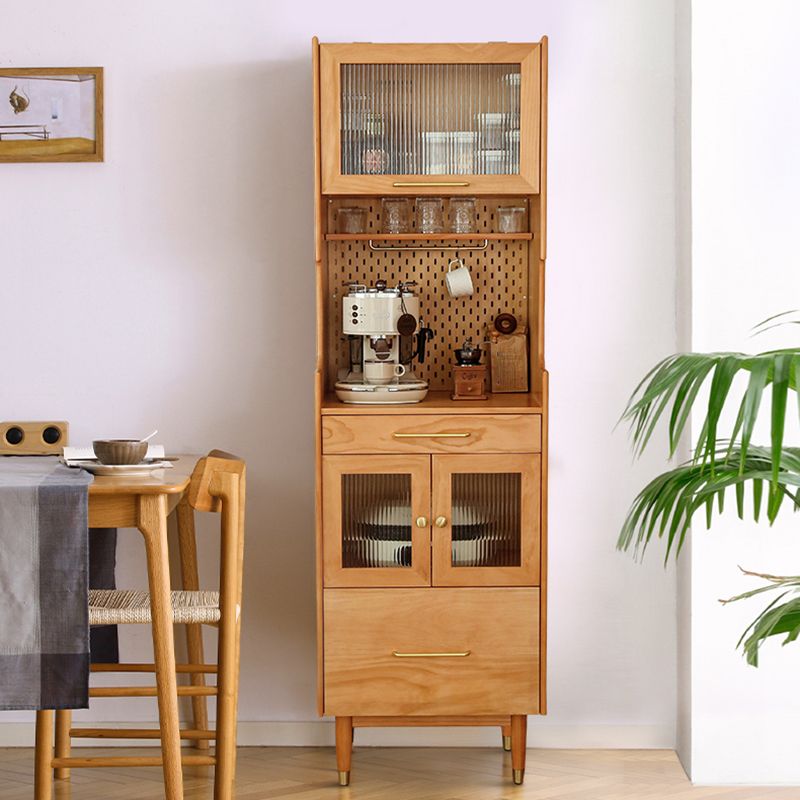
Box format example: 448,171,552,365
688,0,800,783
0,0,679,747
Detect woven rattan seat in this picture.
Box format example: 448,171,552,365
89,589,221,626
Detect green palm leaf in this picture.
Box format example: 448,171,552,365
618,446,800,561
621,348,800,493
620,322,800,666
721,569,800,666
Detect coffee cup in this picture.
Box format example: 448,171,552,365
364,362,406,385
446,258,474,298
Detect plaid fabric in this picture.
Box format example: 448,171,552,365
0,457,93,710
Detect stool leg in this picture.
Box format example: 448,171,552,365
501,723,511,752
214,474,243,800
510,714,527,785
34,710,54,800
177,498,210,750
335,716,353,786
54,710,71,780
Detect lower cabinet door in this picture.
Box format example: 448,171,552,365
324,587,540,716
322,455,431,587
432,453,541,586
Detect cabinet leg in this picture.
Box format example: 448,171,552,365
335,716,353,786
510,714,527,785
501,723,511,752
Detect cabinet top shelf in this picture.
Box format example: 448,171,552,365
321,390,543,415
326,233,533,242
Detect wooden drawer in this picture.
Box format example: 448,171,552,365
324,587,539,716
322,414,541,455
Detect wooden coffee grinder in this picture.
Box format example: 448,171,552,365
452,338,488,400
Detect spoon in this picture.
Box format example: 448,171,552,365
140,429,158,443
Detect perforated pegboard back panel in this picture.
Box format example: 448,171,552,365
326,199,531,391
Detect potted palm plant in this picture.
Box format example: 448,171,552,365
619,312,800,665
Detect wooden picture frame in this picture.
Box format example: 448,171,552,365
0,67,103,162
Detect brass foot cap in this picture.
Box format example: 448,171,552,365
338,770,351,786
503,735,512,751
513,768,525,785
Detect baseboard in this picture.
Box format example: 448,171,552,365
0,720,673,749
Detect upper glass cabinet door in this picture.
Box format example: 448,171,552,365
319,43,542,195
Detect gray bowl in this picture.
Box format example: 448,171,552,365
93,439,148,465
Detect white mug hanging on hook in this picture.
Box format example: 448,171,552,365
446,258,474,299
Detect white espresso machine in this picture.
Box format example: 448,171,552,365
335,280,430,404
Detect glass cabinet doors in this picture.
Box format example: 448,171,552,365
323,452,540,588
323,455,431,587
432,454,541,586
319,43,542,194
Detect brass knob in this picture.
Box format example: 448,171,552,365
415,516,428,528
435,516,448,528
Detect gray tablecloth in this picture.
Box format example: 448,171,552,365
0,457,92,709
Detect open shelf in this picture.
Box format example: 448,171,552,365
321,390,543,415
326,232,533,242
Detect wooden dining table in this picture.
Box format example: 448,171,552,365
36,456,199,800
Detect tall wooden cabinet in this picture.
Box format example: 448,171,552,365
313,38,548,786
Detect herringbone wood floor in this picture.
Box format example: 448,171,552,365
1,746,796,799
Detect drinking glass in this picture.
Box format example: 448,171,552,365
448,197,477,234
497,205,527,233
337,207,368,234
382,197,411,234
416,197,445,234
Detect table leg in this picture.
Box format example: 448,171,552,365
34,710,54,800
54,709,71,778
139,494,183,800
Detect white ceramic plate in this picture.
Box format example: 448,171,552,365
73,460,173,477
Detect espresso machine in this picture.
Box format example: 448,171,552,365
335,280,431,404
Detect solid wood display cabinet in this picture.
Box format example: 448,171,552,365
313,37,548,786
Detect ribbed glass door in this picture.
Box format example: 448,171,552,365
319,43,542,193
432,454,541,586
322,455,431,587
340,64,521,176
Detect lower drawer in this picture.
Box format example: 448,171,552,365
324,587,540,717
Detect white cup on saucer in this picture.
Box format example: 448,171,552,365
364,362,406,385
446,258,474,298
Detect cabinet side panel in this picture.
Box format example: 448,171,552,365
538,35,548,715
313,35,325,717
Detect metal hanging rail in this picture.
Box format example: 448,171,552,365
368,238,489,253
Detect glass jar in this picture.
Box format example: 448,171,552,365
381,197,411,234
448,197,477,234
416,196,445,234
496,205,527,234
477,112,506,150
337,206,368,234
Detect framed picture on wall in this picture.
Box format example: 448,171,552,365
0,67,103,162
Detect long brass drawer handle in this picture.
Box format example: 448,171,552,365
392,181,470,187
392,432,471,439
392,650,471,658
